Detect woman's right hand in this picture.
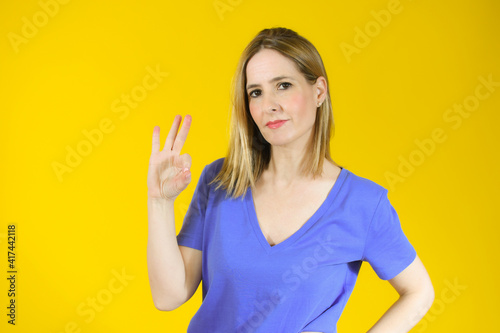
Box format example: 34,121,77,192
147,114,192,202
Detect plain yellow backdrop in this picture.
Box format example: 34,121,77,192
1,0,499,332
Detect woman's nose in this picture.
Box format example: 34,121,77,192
263,94,279,112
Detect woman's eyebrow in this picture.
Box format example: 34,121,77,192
246,76,294,90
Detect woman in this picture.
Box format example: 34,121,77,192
147,27,434,333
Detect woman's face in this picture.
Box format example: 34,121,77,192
246,48,325,151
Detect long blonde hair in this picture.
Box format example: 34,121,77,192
211,27,338,199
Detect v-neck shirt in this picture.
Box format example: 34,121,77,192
246,167,346,253
176,157,416,333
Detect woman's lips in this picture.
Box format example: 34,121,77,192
266,120,288,129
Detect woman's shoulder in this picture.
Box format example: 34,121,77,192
204,157,225,177
341,166,389,201
197,157,226,189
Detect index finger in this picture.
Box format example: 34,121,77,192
172,114,192,153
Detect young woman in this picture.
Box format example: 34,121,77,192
147,27,434,333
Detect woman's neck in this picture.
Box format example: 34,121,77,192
265,148,306,187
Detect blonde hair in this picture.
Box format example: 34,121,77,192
211,27,338,199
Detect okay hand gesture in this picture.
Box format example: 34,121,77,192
147,115,192,202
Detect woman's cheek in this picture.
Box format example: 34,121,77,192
248,103,260,124
289,93,307,112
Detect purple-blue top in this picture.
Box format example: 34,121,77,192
177,158,416,333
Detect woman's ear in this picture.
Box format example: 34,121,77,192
316,76,327,103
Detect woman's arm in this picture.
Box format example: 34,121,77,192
367,255,434,333
146,116,201,311
147,198,187,310
147,198,202,311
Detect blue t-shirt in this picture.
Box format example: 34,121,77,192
176,158,416,333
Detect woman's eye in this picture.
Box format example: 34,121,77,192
278,82,292,89
249,89,261,98
249,82,291,98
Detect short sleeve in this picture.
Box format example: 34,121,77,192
176,165,210,251
362,189,417,280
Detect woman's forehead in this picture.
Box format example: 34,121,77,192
246,49,300,83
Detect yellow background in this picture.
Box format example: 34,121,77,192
1,0,499,332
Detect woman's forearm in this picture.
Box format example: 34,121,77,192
366,289,434,333
147,197,186,311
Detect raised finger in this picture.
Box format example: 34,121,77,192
172,114,192,154
151,126,160,153
164,114,181,151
